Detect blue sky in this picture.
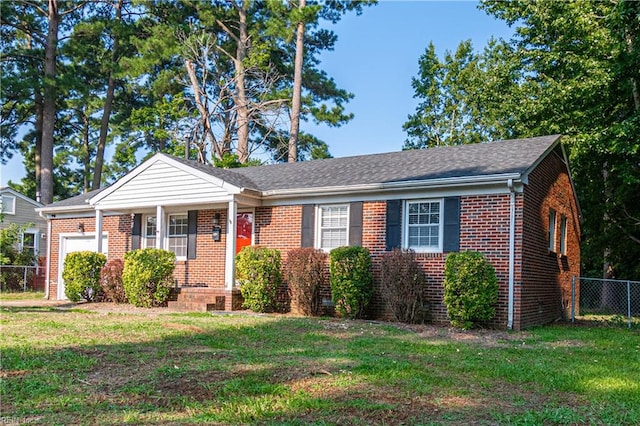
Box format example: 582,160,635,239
1,0,513,187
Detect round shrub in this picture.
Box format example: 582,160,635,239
100,259,127,303
122,248,176,307
236,246,282,313
285,247,327,316
329,246,373,319
380,249,426,323
443,251,498,329
62,251,107,302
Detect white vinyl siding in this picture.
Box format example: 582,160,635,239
404,200,443,253
168,214,188,258
317,205,349,251
94,161,230,209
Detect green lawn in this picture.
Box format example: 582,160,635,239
1,303,639,425
0,291,45,302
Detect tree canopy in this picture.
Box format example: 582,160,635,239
1,0,375,202
404,0,640,278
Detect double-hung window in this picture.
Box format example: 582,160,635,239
168,214,188,258
405,200,442,252
317,205,349,251
143,215,157,249
22,232,36,257
559,215,568,256
548,209,557,252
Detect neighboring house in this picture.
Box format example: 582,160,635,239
37,135,581,330
1,187,46,260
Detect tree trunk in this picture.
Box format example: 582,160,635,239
234,2,250,164
83,113,90,193
34,87,43,202
288,0,305,163
40,0,59,205
92,0,122,191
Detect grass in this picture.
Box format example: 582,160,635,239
0,291,45,302
0,302,639,425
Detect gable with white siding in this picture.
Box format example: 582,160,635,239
91,156,244,210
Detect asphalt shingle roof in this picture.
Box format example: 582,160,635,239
42,135,561,208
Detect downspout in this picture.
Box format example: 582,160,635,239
507,179,516,330
39,211,52,300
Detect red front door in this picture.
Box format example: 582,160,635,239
236,212,253,254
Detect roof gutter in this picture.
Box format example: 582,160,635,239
260,173,524,199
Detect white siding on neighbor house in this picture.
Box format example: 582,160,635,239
94,161,232,209
0,191,47,236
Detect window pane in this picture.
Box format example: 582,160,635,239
407,201,441,250
319,205,348,250
169,215,188,236
169,236,187,257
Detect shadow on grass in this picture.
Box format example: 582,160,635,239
1,309,639,425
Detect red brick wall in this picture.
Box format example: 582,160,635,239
45,154,580,330
520,147,581,329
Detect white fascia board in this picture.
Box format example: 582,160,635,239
36,204,94,216
260,173,524,204
261,178,522,207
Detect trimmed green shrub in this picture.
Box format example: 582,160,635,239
100,259,127,303
122,248,176,307
380,249,426,323
329,246,373,319
443,251,498,329
286,248,327,316
237,246,282,313
62,251,107,302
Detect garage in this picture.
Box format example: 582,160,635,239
57,234,108,299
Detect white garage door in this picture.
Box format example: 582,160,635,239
58,235,108,300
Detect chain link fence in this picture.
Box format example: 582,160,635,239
0,265,45,292
572,276,640,328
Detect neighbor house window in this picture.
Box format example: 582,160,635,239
559,215,568,255
548,209,557,252
317,205,349,251
1,194,16,215
143,215,156,248
405,199,442,252
22,232,37,257
168,214,188,258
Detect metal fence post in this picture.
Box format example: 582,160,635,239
571,276,576,323
628,280,632,329
23,267,27,292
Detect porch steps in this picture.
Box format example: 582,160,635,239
167,287,243,312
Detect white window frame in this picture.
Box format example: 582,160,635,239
559,215,568,256
21,230,39,257
315,204,350,252
548,209,557,253
142,215,157,249
403,199,444,253
167,213,188,259
1,194,16,215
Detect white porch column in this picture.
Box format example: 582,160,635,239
225,199,237,290
95,209,104,253
156,205,165,249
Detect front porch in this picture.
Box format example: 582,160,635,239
167,287,244,312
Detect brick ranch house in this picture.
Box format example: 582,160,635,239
37,135,580,330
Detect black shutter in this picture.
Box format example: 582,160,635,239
132,214,142,250
301,205,315,247
187,210,198,259
443,197,460,253
349,202,363,246
386,200,402,251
